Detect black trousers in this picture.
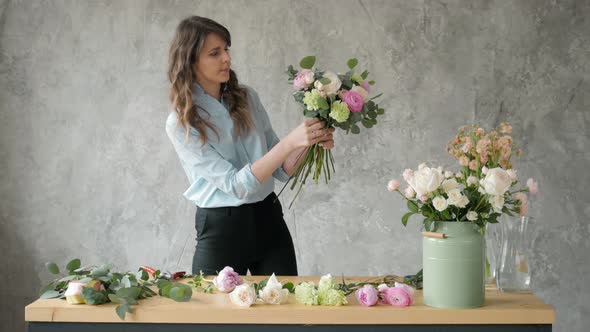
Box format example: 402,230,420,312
193,192,298,276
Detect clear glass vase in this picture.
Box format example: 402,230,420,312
496,214,532,292
483,223,501,284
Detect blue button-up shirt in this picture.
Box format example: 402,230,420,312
166,83,290,208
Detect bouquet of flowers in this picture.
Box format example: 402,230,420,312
283,56,385,207
388,122,539,231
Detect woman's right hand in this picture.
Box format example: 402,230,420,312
284,118,329,150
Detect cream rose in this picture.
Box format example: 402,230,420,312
480,168,512,196
433,196,448,212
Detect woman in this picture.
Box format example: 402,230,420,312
166,16,335,276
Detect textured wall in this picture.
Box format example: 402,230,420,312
1,0,588,331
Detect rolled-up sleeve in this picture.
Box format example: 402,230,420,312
248,89,291,183
166,123,262,200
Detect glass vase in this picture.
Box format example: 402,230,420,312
496,214,532,292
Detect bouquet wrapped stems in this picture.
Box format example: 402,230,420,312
288,135,336,208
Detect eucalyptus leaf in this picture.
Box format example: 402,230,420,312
346,58,358,69
115,304,132,320
361,119,373,128
66,259,81,272
369,80,375,85
40,290,60,299
58,275,77,282
169,284,192,302
82,287,108,305
283,282,295,293
78,277,93,284
361,70,369,79
318,98,329,111
46,262,60,275
377,108,385,115
351,124,360,134
299,56,316,69
318,77,331,85
39,282,56,296
116,286,141,300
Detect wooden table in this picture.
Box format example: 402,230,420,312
25,276,555,331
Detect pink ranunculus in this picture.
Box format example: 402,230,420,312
527,178,539,194
213,266,243,293
361,80,371,93
387,179,401,192
384,287,413,307
293,70,314,90
355,285,379,307
342,90,364,112
377,284,390,304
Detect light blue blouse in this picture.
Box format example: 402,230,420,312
166,83,290,208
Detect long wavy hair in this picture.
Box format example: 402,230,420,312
168,16,253,144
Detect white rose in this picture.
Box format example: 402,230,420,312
466,211,478,221
467,176,479,186
444,171,454,178
456,195,469,208
229,284,257,307
433,196,448,212
480,168,512,196
441,179,459,192
314,71,341,96
351,86,369,101
490,195,505,212
259,274,289,305
446,189,463,205
407,166,445,196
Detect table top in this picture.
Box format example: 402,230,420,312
25,276,555,325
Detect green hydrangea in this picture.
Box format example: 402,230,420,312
295,282,318,305
303,89,324,111
318,288,348,306
318,274,336,291
329,101,350,123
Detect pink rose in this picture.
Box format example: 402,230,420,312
213,266,243,293
384,287,413,307
514,192,527,204
355,285,378,307
342,90,364,112
293,70,314,90
527,178,539,194
387,179,400,192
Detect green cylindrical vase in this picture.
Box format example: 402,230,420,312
423,221,485,308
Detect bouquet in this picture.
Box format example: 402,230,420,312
282,56,385,207
388,122,539,231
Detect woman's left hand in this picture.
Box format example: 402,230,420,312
318,128,336,150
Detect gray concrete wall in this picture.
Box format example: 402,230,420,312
1,0,588,331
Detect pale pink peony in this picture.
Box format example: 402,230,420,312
293,70,315,90
355,285,378,307
527,178,539,194
342,90,364,112
213,266,243,293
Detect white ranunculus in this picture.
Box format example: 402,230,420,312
466,211,478,221
314,71,341,96
441,179,459,192
480,168,512,196
229,284,257,307
490,195,505,212
433,196,448,212
407,166,445,196
259,274,289,305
